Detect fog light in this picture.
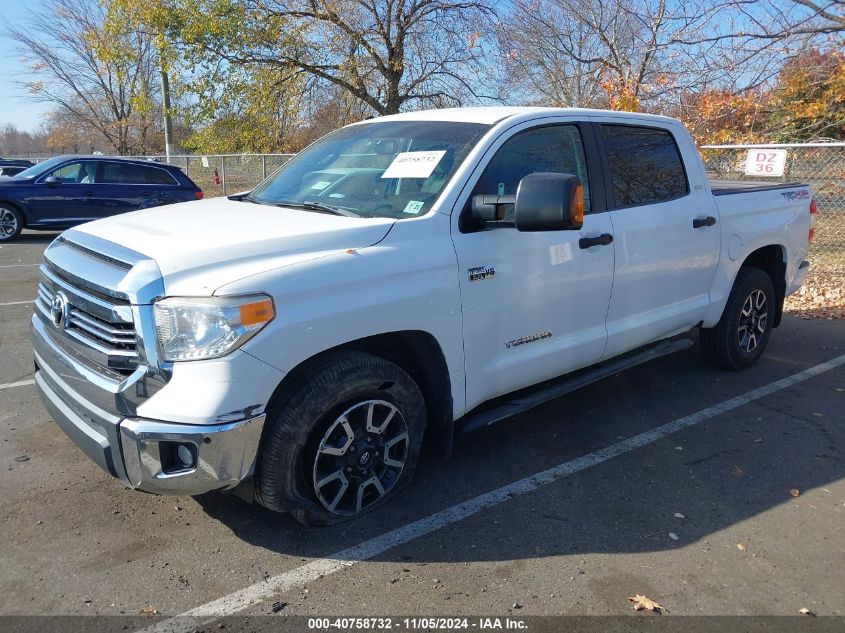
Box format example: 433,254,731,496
176,443,194,468
160,441,197,473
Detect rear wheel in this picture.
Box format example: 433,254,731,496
700,267,775,370
0,205,23,242
257,351,426,526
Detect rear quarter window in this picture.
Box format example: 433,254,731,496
600,125,689,208
100,163,178,185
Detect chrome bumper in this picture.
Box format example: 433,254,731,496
119,415,265,495
31,314,265,496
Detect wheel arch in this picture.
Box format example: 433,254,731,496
0,199,27,228
738,244,787,327
266,330,455,457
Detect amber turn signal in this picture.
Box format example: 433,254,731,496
571,183,584,226
239,298,275,326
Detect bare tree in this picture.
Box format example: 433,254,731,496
501,0,801,112
725,0,844,39
6,0,160,154
182,0,499,116
499,2,607,107
0,124,50,157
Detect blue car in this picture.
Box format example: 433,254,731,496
0,156,203,242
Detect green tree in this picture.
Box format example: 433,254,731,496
104,0,181,155
767,49,845,141
176,0,496,117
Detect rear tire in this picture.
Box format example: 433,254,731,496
0,205,23,242
257,351,426,526
700,267,775,370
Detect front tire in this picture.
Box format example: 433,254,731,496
700,267,775,370
257,351,426,526
0,205,23,242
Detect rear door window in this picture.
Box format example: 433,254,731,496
100,163,178,185
600,125,688,208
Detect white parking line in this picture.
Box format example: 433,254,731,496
0,300,34,307
144,352,845,632
0,263,40,268
0,379,34,391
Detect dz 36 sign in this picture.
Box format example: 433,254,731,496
744,149,787,176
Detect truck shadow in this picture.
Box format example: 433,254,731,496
196,317,845,565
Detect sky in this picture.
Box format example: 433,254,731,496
0,0,51,132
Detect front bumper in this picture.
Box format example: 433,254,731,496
32,315,266,496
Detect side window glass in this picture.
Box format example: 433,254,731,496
100,163,176,185
139,165,177,184
600,125,688,207
472,125,591,221
49,162,97,184
100,163,124,184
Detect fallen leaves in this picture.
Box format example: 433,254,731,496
668,532,680,541
799,607,815,616
674,513,686,519
737,543,748,551
140,606,158,616
628,594,668,613
785,272,845,319
790,488,801,497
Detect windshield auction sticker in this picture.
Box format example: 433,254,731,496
382,151,446,179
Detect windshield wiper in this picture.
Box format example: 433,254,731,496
274,199,360,218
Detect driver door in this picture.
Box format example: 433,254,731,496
27,160,100,225
451,122,616,411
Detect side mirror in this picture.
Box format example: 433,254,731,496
44,176,61,187
471,193,512,222
514,172,584,232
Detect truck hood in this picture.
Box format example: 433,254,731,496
75,197,396,295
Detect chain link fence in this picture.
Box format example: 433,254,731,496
701,143,845,274
128,154,295,198
26,146,844,275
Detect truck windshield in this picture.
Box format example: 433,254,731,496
247,120,491,219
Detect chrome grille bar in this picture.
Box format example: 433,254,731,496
36,277,139,373
69,310,136,345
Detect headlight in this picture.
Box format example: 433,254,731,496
153,295,275,361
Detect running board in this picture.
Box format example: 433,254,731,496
456,337,695,435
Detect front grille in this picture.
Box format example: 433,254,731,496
35,267,139,375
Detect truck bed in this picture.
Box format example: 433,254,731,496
709,179,807,196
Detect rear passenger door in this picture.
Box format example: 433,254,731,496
595,121,720,360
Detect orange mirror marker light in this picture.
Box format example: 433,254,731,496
571,183,584,225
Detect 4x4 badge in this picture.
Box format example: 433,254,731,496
50,291,70,329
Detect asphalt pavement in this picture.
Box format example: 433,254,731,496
1,230,843,630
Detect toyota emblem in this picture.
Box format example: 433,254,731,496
49,291,70,329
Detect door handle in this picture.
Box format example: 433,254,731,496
579,233,613,249
84,190,96,197
139,191,151,197
693,216,716,228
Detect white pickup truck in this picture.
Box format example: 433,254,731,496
30,107,813,525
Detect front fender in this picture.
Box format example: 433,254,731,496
215,212,467,418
